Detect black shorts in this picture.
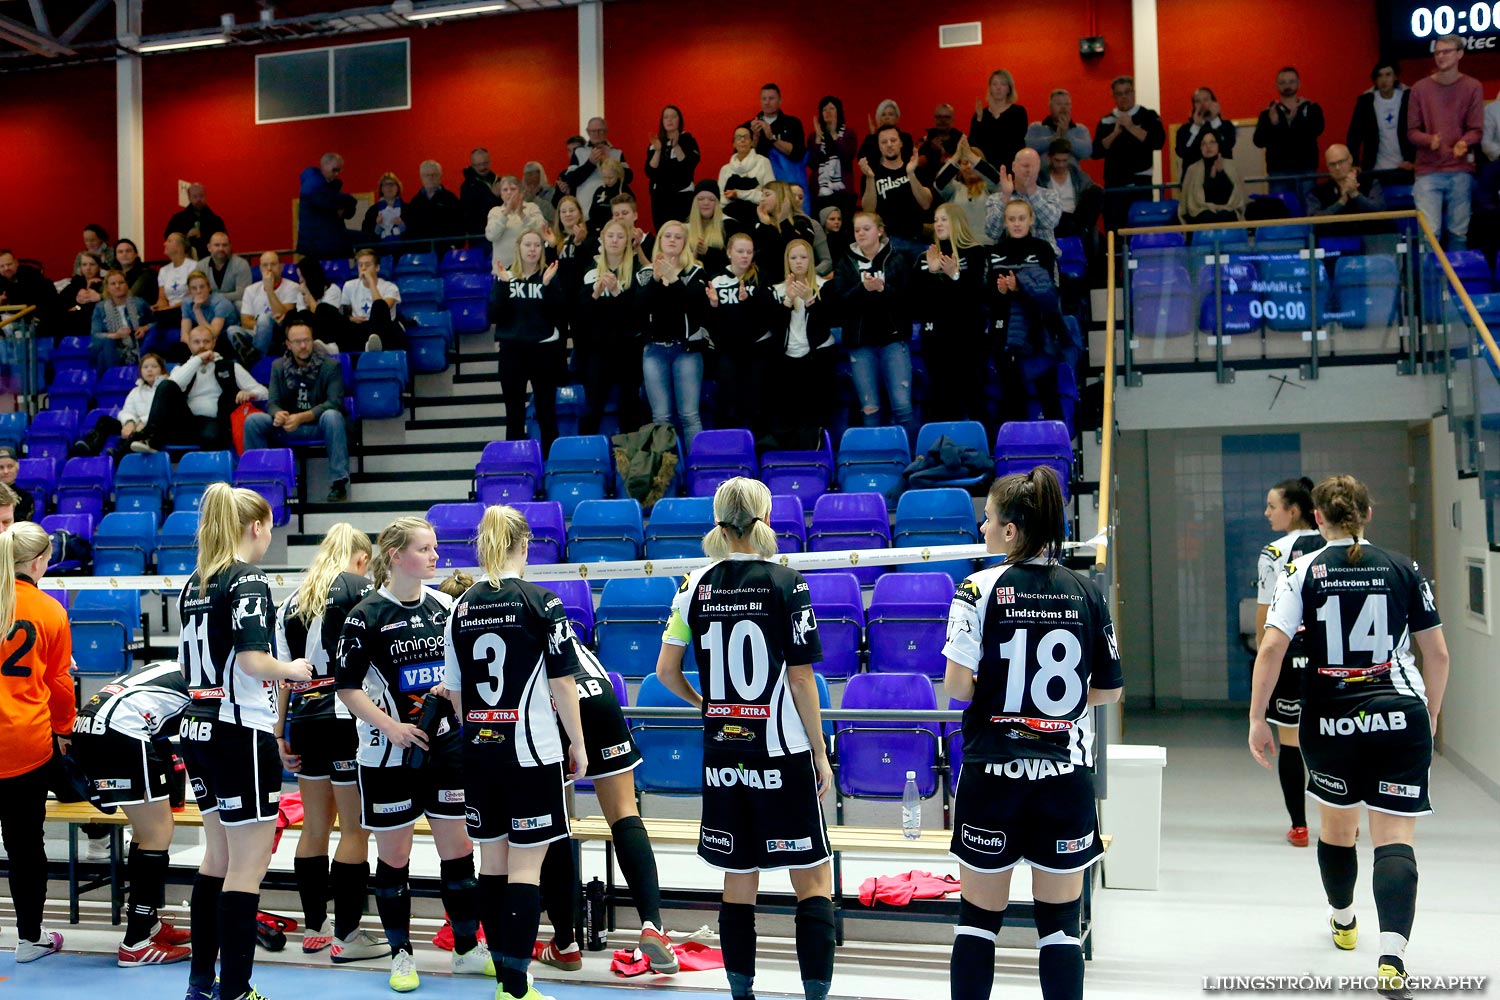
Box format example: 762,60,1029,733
1266,651,1305,728
561,677,641,780
357,737,465,831
462,748,570,847
287,716,359,785
179,715,282,826
1300,694,1433,816
698,748,830,873
72,729,172,807
950,759,1103,874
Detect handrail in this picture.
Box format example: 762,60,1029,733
1415,212,1500,372
1096,230,1117,570
0,305,37,331
1119,209,1418,237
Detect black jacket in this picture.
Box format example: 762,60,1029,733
1174,117,1238,167
643,134,702,200
744,113,806,161
1092,108,1166,185
703,270,774,353
915,244,988,335
748,215,815,286
1253,100,1325,175
460,167,499,239
770,281,834,354
1346,88,1414,173
638,263,708,345
404,187,464,242
832,240,910,349
491,272,562,344
164,205,227,259
573,264,644,357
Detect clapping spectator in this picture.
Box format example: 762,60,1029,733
362,172,407,244
114,353,166,453
719,126,776,226
750,181,815,285
934,137,1001,245
645,105,701,230
859,126,934,259
492,231,566,449
857,100,915,170
562,118,632,212
640,221,709,446
1039,138,1102,254
164,183,226,259
237,250,303,364
551,195,592,268
129,324,266,453
197,232,253,306
177,270,239,363
985,148,1062,251
404,160,464,247
686,180,735,274
1348,61,1414,183
60,253,104,337
986,199,1065,424
1175,87,1237,168
808,95,858,218
522,162,558,225
1253,67,1325,195
1025,89,1092,162
586,158,631,232
768,239,834,446
970,70,1028,172
1094,76,1167,233
703,232,773,436
461,148,500,242
832,211,915,441
486,176,547,271
1407,35,1485,250
243,316,351,502
743,83,807,183
297,153,357,259
89,269,150,372
113,239,156,303
75,224,116,274
917,203,988,424
1179,131,1247,224
574,219,646,435
1308,144,1385,216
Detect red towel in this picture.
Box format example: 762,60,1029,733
432,916,486,952
610,940,724,976
857,870,962,907
271,791,303,853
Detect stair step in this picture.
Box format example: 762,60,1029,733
404,414,508,432
356,468,474,484
408,392,507,408
361,449,485,474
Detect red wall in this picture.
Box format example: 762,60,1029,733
140,9,578,258
4,63,118,280
602,0,1134,223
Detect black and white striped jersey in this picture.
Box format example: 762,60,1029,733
336,586,454,768
1257,529,1325,605
442,574,580,768
277,572,372,722
178,560,277,733
74,660,190,741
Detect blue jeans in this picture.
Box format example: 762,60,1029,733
641,341,703,447
1413,171,1472,250
848,341,916,442
242,409,349,482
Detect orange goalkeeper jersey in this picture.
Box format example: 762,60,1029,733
0,578,76,779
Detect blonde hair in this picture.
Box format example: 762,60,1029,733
686,193,728,255
196,482,272,584
656,221,698,270
988,68,1018,103
703,477,778,560
186,270,211,292
780,239,823,295
727,231,759,284
476,505,532,584
512,229,547,279
1312,476,1372,564
935,203,981,249
438,569,475,599
0,522,52,637
370,516,434,590
599,158,624,184
761,181,795,224
593,219,637,291
294,523,371,626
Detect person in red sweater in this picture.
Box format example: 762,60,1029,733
1407,34,1485,250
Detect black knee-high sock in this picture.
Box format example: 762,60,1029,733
719,901,757,1000
440,854,481,954
126,842,168,911
479,873,509,971
294,854,330,931
218,890,260,1000
1317,840,1359,914
611,816,663,929
539,838,578,949
794,897,836,1000
188,873,224,989
950,898,1004,1000
126,848,171,944
1277,745,1307,827
373,860,412,953
330,860,369,940
500,882,542,999
1372,844,1418,971
1034,898,1084,1000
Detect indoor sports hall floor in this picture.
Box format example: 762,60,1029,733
5,708,1497,999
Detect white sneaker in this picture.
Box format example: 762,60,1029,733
331,927,390,964
314,339,339,356
84,835,112,862
451,943,495,976
364,333,383,353
16,927,63,963
389,948,419,992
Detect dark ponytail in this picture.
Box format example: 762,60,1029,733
987,465,1067,564
1273,476,1316,530
1311,475,1371,564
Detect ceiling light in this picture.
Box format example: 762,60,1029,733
136,36,230,53
404,2,507,21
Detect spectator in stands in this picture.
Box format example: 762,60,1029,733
164,183,226,260
970,70,1028,172
197,232,252,306
0,482,19,529
574,219,645,435
934,138,1001,246
1485,90,1500,161
90,268,150,372
130,324,266,453
487,176,547,271
60,252,104,337
552,195,591,272
1408,35,1485,251
150,233,196,348
1348,60,1414,183
860,126,934,259
768,238,834,446
563,118,632,213
703,232,773,436
237,250,303,365
115,353,165,453
833,211,915,441
808,96,858,219
1094,76,1167,233
818,206,849,268
178,270,239,362
1025,89,1092,161
362,172,407,244
606,193,656,268
460,148,499,241
857,100,915,170
1179,131,1247,223
986,148,1062,251
291,258,345,354
244,316,350,502
920,104,966,167
521,162,558,224
750,181,815,286
113,239,156,303
918,202,988,424
404,160,463,246
1175,87,1236,168
788,184,834,276
1253,67,1325,194
0,250,58,331
687,180,734,275
1040,138,1103,253
719,126,776,226
644,105,701,230
745,83,807,179
640,220,709,446
1308,143,1385,216
75,224,116,274
339,249,403,354
0,450,33,523
586,158,631,232
297,153,357,259
986,199,1064,423
492,231,565,449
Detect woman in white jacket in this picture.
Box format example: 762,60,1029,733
718,126,776,225
485,175,546,271
117,353,166,448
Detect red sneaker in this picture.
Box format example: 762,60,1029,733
535,938,582,971
152,918,192,947
638,925,679,974
1286,826,1310,847
118,938,192,967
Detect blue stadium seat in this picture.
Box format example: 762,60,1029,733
1127,200,1179,227
397,276,445,309
769,494,806,554
1253,223,1313,252
545,435,612,516
1194,259,1258,297
893,488,978,581
806,571,863,679
835,672,939,798
157,511,200,576
25,409,79,466
1192,227,1251,250
171,450,235,513
1057,236,1087,281
475,439,544,505
0,412,28,453
233,448,295,526
93,511,158,575
911,421,990,489
41,513,94,572
354,350,409,420
525,384,586,441
1422,250,1492,323
427,502,484,569
550,579,595,643
995,420,1072,495
808,493,891,586
56,456,112,521
441,248,491,275
631,672,702,795
836,427,910,496
1132,265,1194,340
443,272,493,335
394,252,439,278
644,497,713,560
567,499,644,565
320,258,355,286
595,577,680,678
1383,184,1414,209
94,366,138,411
113,452,172,517
52,337,92,374
1128,231,1185,266
69,590,139,675
866,572,952,678
1332,254,1401,329
512,500,565,564
760,430,833,502
404,307,454,374
16,458,57,517
280,262,302,283
684,429,757,498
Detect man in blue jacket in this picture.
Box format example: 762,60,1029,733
297,153,357,259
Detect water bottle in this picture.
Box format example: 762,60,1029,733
901,770,921,839
584,877,608,951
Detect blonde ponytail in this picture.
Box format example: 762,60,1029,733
371,516,434,590
294,523,372,626
476,505,532,584
196,482,272,584
703,477,778,561
0,522,51,636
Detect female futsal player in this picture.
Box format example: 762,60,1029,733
942,467,1123,1000
1250,476,1449,1000
655,477,836,1000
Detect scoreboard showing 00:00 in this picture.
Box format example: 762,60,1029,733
1409,2,1500,37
